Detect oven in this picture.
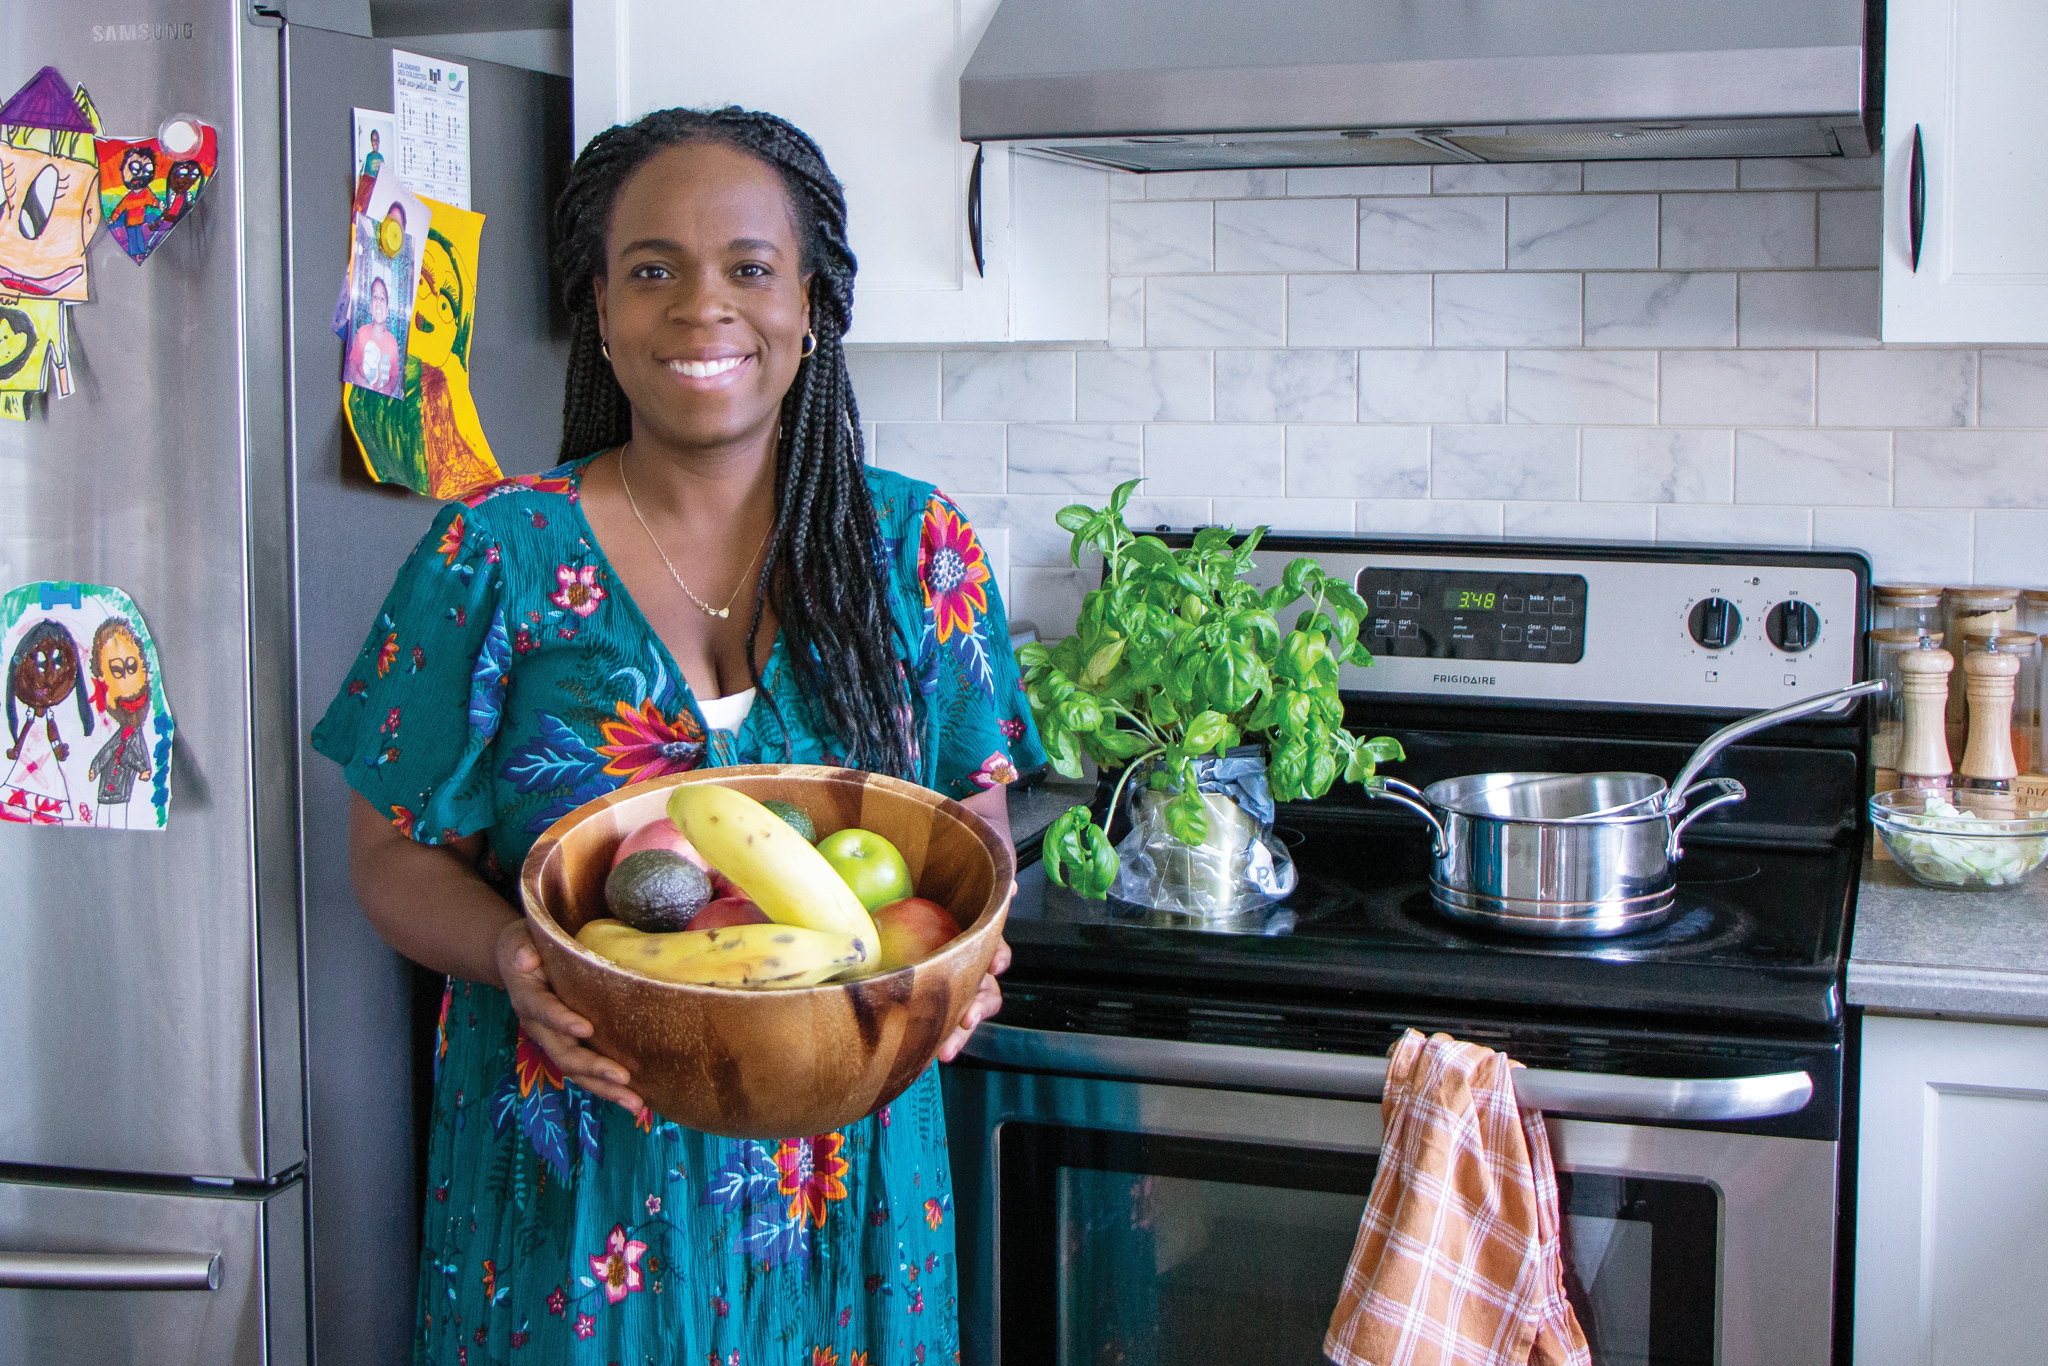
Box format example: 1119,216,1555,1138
947,537,1870,1366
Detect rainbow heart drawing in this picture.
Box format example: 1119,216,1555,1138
95,115,217,265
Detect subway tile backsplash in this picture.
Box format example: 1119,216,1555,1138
847,161,2047,637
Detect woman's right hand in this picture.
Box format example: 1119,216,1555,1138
496,919,644,1114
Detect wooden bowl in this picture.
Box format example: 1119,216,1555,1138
519,765,1014,1138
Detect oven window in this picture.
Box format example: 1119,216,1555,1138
1000,1124,1717,1366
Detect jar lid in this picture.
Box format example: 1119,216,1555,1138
2024,588,2048,605
1870,628,1944,644
1874,583,1945,603
1961,629,2040,649
1947,586,2021,606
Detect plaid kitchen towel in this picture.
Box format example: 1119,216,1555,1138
1324,1029,1590,1366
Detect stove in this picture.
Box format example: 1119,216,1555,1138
947,537,1874,1366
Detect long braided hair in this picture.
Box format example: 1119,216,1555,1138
552,107,916,778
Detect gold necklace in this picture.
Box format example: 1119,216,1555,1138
617,449,770,620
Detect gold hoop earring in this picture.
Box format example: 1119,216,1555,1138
600,339,612,362
800,329,817,358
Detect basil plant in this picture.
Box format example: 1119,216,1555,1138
1017,480,1404,899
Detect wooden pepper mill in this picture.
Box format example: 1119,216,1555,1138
1896,640,1955,792
1958,643,2022,815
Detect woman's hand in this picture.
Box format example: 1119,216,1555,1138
496,920,645,1113
937,876,1017,1064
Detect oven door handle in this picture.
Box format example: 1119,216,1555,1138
960,1023,1814,1122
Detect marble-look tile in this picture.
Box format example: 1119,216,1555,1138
1812,508,1975,584
978,526,1011,608
1818,191,1882,267
1287,274,1432,347
1659,350,1814,426
1213,496,1357,533
1896,430,2048,507
1581,428,1734,503
1975,512,2048,586
1008,566,1095,637
1006,423,1143,495
1216,349,1356,422
1656,504,1812,546
1816,350,1977,428
1434,273,1581,347
1286,165,1431,197
1358,196,1505,272
1738,271,1880,347
1145,275,1286,346
1357,498,1505,536
1144,169,1284,200
1504,501,1656,541
1076,350,1213,422
1110,200,1211,274
1981,352,2048,427
1507,195,1659,270
1108,172,1145,201
1143,424,1286,496
1583,160,1738,191
845,350,940,420
1121,494,1215,535
952,493,1093,565
1739,157,1885,189
1358,350,1505,424
1430,426,1578,501
1735,429,1891,506
874,422,1005,491
942,350,1075,421
1583,272,1737,347
1108,277,1145,348
1216,198,1355,272
1433,163,1580,194
1661,192,1816,269
1285,424,1430,499
1506,350,1657,424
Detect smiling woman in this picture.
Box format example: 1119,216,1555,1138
311,107,1045,1366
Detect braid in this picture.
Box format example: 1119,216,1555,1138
551,107,917,780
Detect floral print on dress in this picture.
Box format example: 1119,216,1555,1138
549,563,608,618
597,699,706,782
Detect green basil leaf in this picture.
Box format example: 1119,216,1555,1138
1165,786,1209,846
1109,477,1139,519
1183,709,1229,751
1055,504,1095,534
1081,638,1126,686
1308,750,1339,798
1061,696,1104,733
1014,641,1051,670
1361,734,1407,763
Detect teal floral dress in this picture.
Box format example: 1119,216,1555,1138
312,457,1045,1366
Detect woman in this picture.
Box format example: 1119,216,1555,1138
314,107,1042,1364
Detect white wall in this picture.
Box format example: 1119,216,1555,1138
846,157,2048,638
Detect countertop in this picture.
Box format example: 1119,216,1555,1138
1006,779,1093,848
1849,857,2048,1024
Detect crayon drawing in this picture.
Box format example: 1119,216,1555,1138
94,117,219,265
0,67,102,303
0,295,71,420
0,582,175,830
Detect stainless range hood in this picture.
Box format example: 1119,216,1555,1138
960,0,1878,170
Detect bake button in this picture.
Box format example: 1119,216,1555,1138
1398,590,1420,609
1527,596,1550,615
1397,620,1419,638
1503,595,1525,613
1550,626,1572,645
1501,624,1523,643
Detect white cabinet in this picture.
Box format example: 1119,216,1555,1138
1882,0,2048,341
570,0,1108,345
1854,1014,2048,1364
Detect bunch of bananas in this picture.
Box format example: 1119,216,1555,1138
573,784,884,990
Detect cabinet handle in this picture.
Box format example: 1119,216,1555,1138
967,144,985,279
1909,124,1926,273
0,1251,221,1291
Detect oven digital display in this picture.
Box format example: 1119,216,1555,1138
1360,567,1590,664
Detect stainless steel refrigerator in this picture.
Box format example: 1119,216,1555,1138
0,4,568,1361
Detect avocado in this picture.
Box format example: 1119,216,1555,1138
761,798,817,843
604,849,713,932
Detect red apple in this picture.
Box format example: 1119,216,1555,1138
611,818,743,899
872,896,963,970
691,896,772,930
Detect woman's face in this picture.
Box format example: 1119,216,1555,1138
595,141,812,455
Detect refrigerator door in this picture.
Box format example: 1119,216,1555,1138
0,2,301,1181
0,1175,307,1365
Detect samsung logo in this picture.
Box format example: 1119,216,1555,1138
93,22,197,41
1433,673,1497,686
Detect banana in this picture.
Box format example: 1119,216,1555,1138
667,783,880,959
576,918,867,988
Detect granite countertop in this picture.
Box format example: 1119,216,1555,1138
1849,857,2048,1024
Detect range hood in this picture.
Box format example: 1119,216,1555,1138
960,0,1877,171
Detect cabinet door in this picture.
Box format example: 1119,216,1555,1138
1883,0,2048,341
1854,1014,2048,1365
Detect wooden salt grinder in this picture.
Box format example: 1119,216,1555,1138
1896,642,1955,790
1959,644,2022,815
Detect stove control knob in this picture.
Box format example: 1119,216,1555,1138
1766,600,1821,653
1687,597,1741,650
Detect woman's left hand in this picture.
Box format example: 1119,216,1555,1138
937,879,1016,1063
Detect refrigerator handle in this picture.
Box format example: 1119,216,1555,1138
0,1250,221,1291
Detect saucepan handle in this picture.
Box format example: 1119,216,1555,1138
1363,777,1449,857
1666,777,1747,862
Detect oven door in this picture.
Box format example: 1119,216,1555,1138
944,1032,1837,1366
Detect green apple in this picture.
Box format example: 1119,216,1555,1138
815,827,915,913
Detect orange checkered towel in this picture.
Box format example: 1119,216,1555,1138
1324,1029,1590,1366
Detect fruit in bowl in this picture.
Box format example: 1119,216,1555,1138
520,765,1013,1139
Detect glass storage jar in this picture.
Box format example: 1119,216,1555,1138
1874,584,1944,635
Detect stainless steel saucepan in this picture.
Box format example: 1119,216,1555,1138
1364,679,1884,937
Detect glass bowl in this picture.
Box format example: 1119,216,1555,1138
1870,789,2048,891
